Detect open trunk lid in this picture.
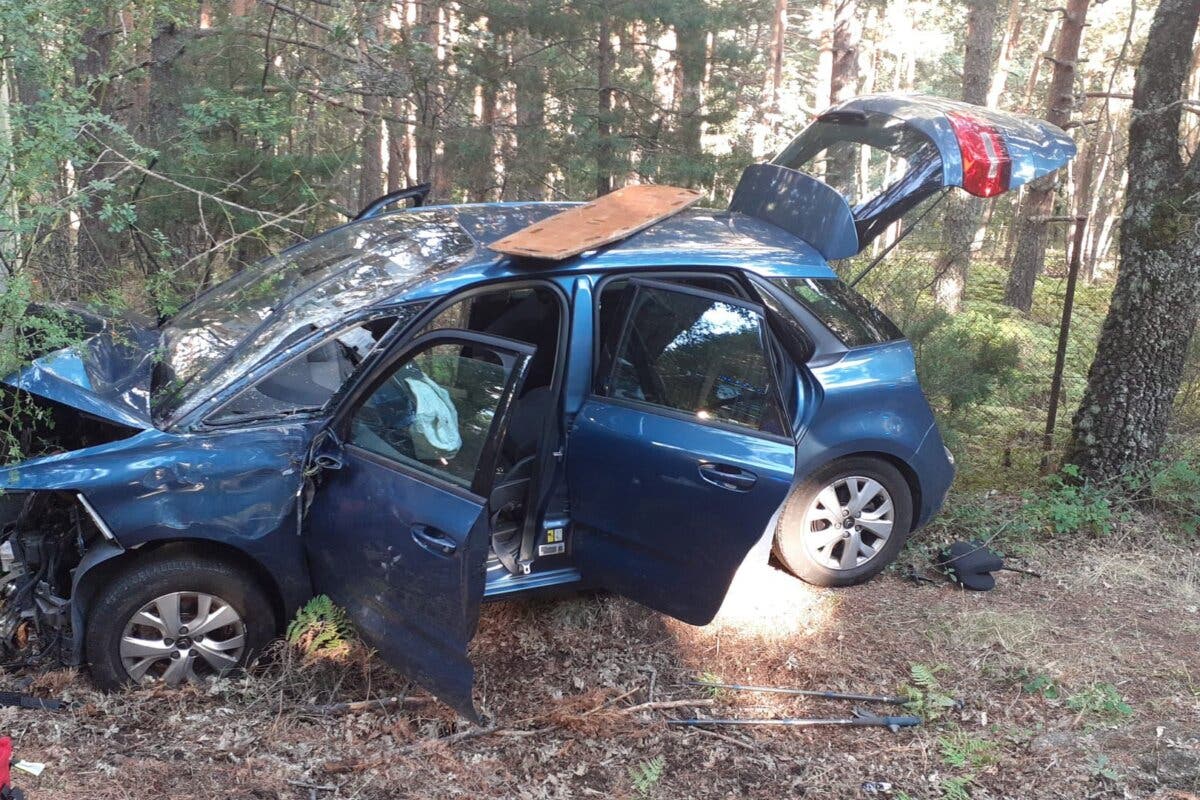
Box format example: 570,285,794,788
731,93,1077,258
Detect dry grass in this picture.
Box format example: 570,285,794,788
0,532,1197,799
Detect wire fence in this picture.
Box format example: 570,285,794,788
839,209,1110,488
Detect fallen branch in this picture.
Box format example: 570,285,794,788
301,695,433,717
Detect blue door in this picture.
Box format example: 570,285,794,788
303,330,533,721
568,281,797,626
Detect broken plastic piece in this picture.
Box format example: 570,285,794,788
0,692,64,711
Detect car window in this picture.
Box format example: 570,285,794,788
349,341,514,488
771,277,902,348
207,317,400,424
601,285,783,433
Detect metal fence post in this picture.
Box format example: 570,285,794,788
1040,215,1090,473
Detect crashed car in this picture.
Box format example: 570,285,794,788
0,95,1073,719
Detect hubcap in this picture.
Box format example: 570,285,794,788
119,591,246,685
801,476,895,571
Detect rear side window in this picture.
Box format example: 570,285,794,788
600,285,784,433
772,278,902,348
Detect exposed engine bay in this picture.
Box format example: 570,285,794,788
0,491,105,669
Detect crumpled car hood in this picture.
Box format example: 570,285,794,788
4,307,159,430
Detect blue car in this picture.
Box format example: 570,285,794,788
0,95,1073,719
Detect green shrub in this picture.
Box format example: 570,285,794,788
286,595,353,657
1020,465,1115,536
1066,683,1132,721
910,309,1022,420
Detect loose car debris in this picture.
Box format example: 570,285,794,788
935,540,1042,590
0,691,64,711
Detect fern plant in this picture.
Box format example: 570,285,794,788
286,595,352,657
939,731,998,769
629,755,666,799
905,663,959,721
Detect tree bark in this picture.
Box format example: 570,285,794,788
74,16,120,294
1065,0,1200,483
596,12,615,197
987,0,1022,108
357,7,385,210
414,0,442,197
507,29,547,200
675,14,708,183
1003,0,1088,312
826,0,860,191
934,0,999,312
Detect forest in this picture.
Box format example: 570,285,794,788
2,0,1199,490
0,0,1199,798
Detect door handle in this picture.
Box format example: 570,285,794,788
697,462,758,492
411,524,458,556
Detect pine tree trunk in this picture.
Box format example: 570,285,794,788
1003,0,1088,312
596,13,615,197
826,0,860,190
74,17,119,294
986,0,1022,108
676,15,708,182
415,0,441,196
933,0,999,312
1065,0,1200,483
508,29,547,200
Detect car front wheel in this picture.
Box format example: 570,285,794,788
773,457,913,587
86,554,275,690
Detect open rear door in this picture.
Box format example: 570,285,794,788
566,280,796,626
731,93,1077,257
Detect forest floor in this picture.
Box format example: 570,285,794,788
1,519,1198,799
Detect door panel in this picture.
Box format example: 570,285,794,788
569,399,795,625
569,281,797,626
305,452,489,719
303,331,533,721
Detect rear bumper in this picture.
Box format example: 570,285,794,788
911,424,955,531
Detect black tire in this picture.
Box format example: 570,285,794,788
773,456,913,587
85,554,276,691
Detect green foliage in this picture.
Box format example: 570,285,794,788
939,731,998,769
904,663,959,721
286,595,352,657
1066,683,1132,721
939,775,974,800
1020,465,1116,537
1089,754,1122,782
696,671,725,698
1147,455,1200,535
909,308,1022,419
628,755,666,799
1021,672,1062,701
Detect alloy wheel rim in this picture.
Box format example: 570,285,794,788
119,591,247,685
800,476,895,571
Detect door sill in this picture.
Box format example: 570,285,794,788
484,563,581,598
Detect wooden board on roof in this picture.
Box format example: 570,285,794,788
488,184,704,261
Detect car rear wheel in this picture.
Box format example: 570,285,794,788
86,554,275,690
773,457,912,587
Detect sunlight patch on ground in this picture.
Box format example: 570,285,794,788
705,560,834,638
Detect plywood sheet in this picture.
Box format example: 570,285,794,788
489,185,704,260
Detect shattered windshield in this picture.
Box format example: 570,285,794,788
152,210,475,425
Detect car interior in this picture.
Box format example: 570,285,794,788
419,284,564,574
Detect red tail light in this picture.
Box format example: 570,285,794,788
947,112,1012,198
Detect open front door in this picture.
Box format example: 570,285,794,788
567,280,797,626
731,93,1077,258
303,330,533,721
